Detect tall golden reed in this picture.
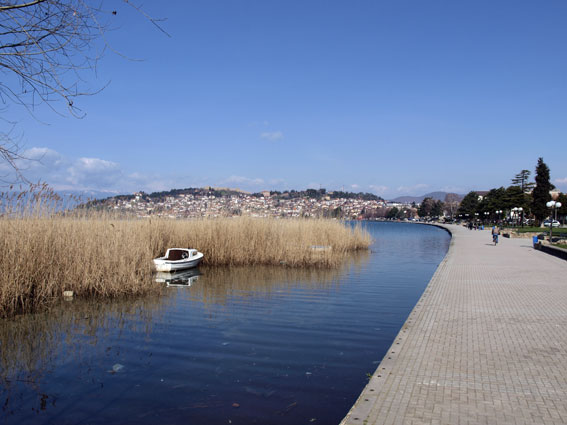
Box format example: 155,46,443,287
0,186,371,317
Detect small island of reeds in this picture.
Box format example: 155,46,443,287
0,187,371,317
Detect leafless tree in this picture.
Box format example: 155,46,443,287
443,193,461,218
0,0,167,184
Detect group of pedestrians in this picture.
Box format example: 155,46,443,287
467,222,485,231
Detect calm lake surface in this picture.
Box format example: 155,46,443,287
0,222,450,425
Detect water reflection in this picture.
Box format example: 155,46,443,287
155,269,202,287
191,251,369,305
0,293,172,421
0,294,168,377
151,250,370,306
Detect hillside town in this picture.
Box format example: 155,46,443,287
97,188,416,220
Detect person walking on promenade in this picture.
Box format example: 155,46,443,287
492,225,500,245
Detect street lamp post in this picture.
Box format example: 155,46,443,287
546,201,563,242
495,210,502,224
511,207,523,227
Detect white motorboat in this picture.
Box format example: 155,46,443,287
153,248,204,272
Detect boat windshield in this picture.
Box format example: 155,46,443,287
167,250,188,261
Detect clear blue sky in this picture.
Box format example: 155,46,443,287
5,0,567,199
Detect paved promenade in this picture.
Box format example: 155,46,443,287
341,224,567,425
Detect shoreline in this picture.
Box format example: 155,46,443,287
341,223,567,425
340,223,454,424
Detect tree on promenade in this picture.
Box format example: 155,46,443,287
431,200,443,217
511,170,535,193
417,197,443,218
531,158,553,225
443,193,461,218
479,187,506,213
510,170,534,224
0,0,166,183
418,197,434,218
504,186,527,209
504,185,529,225
556,193,567,225
457,191,479,218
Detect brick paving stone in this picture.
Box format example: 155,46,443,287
341,225,567,425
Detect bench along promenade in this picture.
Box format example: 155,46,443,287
342,224,567,425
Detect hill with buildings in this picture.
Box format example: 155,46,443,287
87,187,389,220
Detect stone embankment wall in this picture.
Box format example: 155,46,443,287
534,241,567,260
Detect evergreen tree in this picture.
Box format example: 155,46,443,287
511,170,535,193
504,186,525,209
504,185,530,224
457,191,479,218
479,187,506,214
386,207,399,219
531,158,552,225
418,197,435,217
396,208,407,219
431,200,444,217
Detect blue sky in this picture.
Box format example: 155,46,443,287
3,0,567,199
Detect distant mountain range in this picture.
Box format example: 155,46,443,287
390,191,464,204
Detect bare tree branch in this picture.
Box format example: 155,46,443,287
0,0,167,185
0,1,46,12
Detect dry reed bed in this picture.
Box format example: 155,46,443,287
0,216,370,317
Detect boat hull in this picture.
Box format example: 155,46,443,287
153,256,203,272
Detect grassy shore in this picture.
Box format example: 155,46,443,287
503,225,567,235
0,215,370,317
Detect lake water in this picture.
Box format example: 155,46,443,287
0,222,450,425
